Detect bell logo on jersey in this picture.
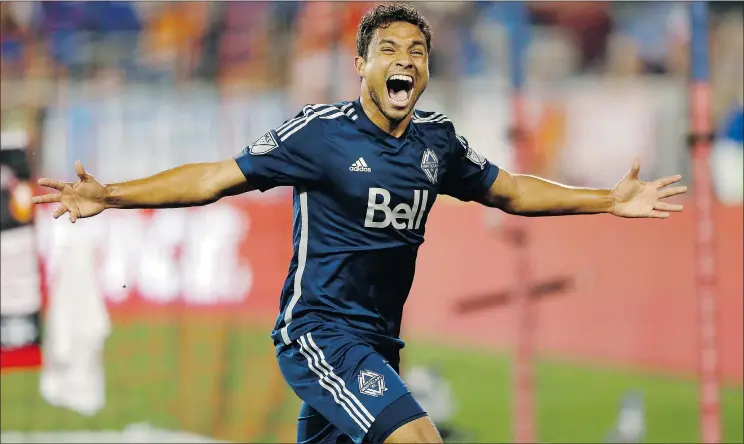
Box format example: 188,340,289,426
364,188,429,230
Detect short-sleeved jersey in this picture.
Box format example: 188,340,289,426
235,100,499,353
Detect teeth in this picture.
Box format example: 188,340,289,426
389,74,413,84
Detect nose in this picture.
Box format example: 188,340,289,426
395,54,413,70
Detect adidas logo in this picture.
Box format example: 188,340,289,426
349,157,372,172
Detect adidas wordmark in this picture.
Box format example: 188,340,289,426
349,157,371,172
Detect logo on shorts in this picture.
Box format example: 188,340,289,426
358,369,387,397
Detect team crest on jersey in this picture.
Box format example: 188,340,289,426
421,148,439,184
358,369,387,397
248,131,279,155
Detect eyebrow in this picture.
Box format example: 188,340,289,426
379,39,426,49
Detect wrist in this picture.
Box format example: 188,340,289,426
102,184,120,209
608,188,616,214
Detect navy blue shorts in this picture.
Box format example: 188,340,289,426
277,328,427,444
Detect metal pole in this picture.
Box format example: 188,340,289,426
507,3,536,443
688,3,722,443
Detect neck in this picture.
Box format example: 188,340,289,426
359,92,412,138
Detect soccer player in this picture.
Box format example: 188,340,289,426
32,4,688,443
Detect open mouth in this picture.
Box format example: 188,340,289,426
386,74,414,107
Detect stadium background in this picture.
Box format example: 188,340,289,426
1,1,742,443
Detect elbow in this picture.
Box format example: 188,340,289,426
199,160,253,204
485,172,528,215
197,164,225,205
502,197,529,216
499,177,547,217
504,196,554,217
497,183,527,215
480,193,523,215
503,202,523,216
199,186,222,206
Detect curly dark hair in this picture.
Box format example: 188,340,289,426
356,3,432,59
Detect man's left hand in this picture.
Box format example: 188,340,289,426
611,157,688,219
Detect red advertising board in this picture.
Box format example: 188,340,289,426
33,196,743,382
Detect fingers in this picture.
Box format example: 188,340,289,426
37,178,66,191
66,199,82,223
31,194,61,205
38,160,88,191
655,174,682,188
628,156,641,179
54,204,80,223
74,160,88,181
52,204,81,223
649,210,670,219
659,185,688,198
654,201,684,212
52,204,69,219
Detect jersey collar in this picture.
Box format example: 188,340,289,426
352,99,417,150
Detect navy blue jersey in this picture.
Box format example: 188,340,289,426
234,100,499,352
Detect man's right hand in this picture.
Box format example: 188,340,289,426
32,160,106,223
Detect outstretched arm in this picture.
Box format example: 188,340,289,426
103,159,251,209
34,106,330,223
480,157,688,218
33,159,251,222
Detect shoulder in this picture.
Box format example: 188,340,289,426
275,102,358,144
298,102,358,120
411,109,454,128
411,109,457,148
411,109,456,138
412,109,484,164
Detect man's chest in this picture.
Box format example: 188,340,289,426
318,131,450,231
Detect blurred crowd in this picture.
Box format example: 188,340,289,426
1,1,742,200
2,2,742,95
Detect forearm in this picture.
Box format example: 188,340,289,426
504,174,613,216
104,163,222,209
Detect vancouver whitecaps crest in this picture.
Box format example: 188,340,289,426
421,148,439,184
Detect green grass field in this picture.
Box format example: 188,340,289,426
2,318,742,443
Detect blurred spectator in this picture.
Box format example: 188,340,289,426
711,13,744,122
528,26,580,82
141,2,210,81
334,2,376,100
0,0,741,200
1,1,28,77
530,100,567,179
34,1,141,78
218,2,272,89
288,1,337,106
611,3,686,75
528,2,613,72
288,2,375,106
604,33,643,78
711,101,744,205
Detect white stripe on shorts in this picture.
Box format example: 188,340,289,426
305,333,375,424
298,335,372,432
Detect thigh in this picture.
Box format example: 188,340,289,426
278,329,425,444
383,415,442,444
296,401,350,444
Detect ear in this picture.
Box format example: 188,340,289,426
354,56,365,78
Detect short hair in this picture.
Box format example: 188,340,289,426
356,3,432,59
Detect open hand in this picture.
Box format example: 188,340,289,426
611,157,688,219
32,160,106,223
